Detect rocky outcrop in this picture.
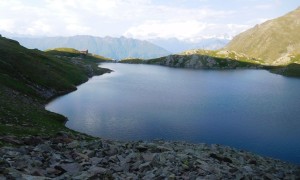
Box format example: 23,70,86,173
0,132,299,179
145,49,264,69
149,54,260,69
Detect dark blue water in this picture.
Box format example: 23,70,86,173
46,63,300,164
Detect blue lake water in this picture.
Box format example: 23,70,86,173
46,63,300,164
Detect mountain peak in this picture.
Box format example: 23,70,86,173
225,7,300,65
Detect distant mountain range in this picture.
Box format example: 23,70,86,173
0,29,231,59
121,7,300,77
225,7,300,65
149,37,230,53
0,30,231,59
10,35,171,60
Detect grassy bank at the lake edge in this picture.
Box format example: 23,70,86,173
0,36,112,140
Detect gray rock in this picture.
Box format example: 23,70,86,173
161,145,173,152
142,153,155,162
111,165,123,172
88,166,107,175
34,144,52,152
23,136,43,146
11,160,28,170
59,163,82,175
30,168,45,176
83,150,95,158
6,150,20,157
75,152,89,161
131,160,142,171
67,140,80,149
6,168,23,179
90,157,102,165
46,167,61,176
136,145,148,152
117,155,125,162
243,165,253,173
169,173,176,179
73,171,91,180
125,152,137,163
0,135,299,179
139,162,151,172
143,171,156,179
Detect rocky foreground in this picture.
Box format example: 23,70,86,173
0,132,299,180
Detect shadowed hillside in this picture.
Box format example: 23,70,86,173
0,35,111,137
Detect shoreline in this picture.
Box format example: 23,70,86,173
1,64,299,179
44,64,113,124
0,131,299,179
44,63,300,165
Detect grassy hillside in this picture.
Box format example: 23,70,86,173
45,47,111,61
225,7,300,65
0,36,111,139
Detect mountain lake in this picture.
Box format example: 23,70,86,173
46,63,300,164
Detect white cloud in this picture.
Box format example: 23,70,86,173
66,24,92,34
0,0,294,39
124,20,211,40
124,20,251,41
255,4,273,9
26,20,52,35
0,0,234,37
0,19,15,32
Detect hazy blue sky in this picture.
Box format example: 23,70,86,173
0,0,299,40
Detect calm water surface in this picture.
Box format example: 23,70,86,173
46,63,300,164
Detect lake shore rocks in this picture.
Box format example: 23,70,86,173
0,132,299,179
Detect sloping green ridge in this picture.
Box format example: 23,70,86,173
225,7,300,64
45,47,111,61
0,36,111,138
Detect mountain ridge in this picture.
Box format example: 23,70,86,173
225,7,300,65
12,35,171,60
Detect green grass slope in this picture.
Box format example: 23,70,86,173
45,47,112,61
0,36,111,139
225,7,300,65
